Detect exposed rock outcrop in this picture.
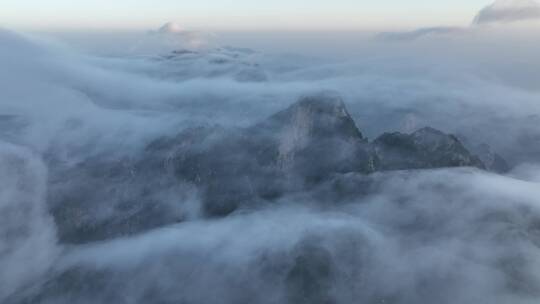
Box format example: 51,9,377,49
45,93,504,244
373,127,485,171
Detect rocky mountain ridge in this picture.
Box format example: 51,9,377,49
46,93,507,244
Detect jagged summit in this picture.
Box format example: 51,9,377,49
252,93,373,176
374,127,485,170
294,92,348,112
263,92,364,141
412,127,462,150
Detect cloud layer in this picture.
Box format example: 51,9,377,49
474,0,540,24
1,24,540,303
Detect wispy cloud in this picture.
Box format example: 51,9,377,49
473,0,540,24
375,26,465,41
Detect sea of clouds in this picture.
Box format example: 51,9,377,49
1,1,540,302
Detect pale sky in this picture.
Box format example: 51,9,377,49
0,0,495,31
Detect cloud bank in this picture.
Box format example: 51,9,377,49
376,26,465,41
1,24,540,303
473,0,540,24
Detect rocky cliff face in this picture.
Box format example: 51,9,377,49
373,127,485,171
457,136,510,173
169,93,378,217
252,93,376,177
45,94,502,244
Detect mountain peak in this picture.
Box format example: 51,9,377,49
252,93,372,176
158,22,186,34
266,92,364,142
294,92,348,116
